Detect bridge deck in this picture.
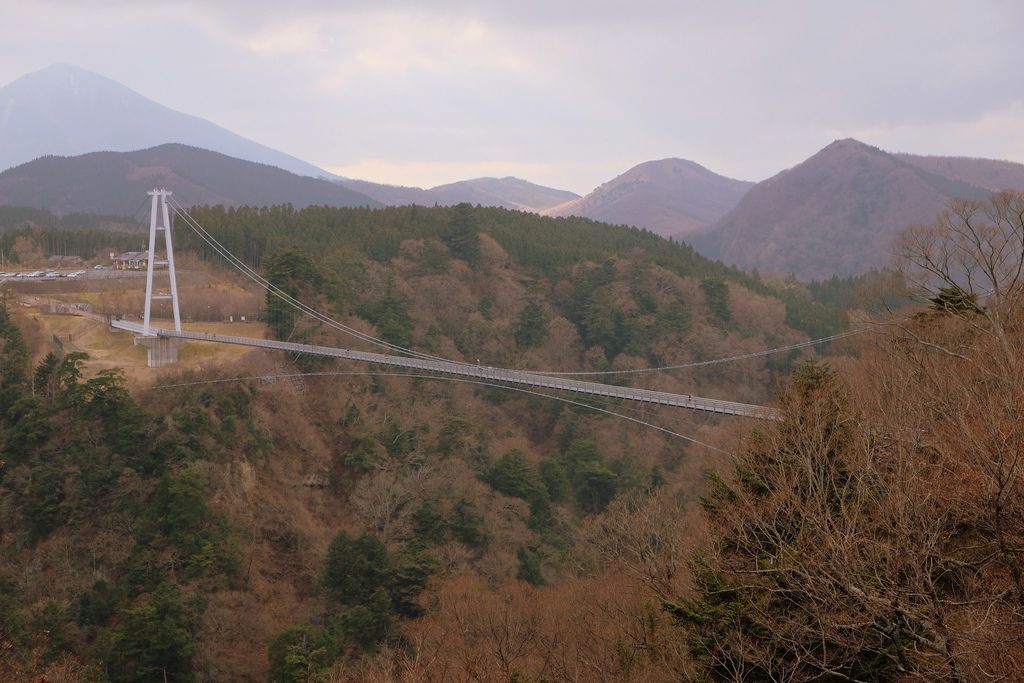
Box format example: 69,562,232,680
112,321,780,420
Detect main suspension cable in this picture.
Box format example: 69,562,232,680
529,328,867,376
170,199,471,365
168,199,865,380
152,369,730,453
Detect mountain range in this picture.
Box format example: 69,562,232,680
338,176,579,212
0,64,579,213
895,153,1024,192
0,144,380,216
4,64,1024,280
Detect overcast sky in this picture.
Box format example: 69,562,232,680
1,0,1021,193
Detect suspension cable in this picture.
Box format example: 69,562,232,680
167,199,865,380
152,370,730,453
169,199,471,365
530,328,867,376
169,199,438,358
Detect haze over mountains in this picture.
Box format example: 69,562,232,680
3,64,1024,280
0,144,380,216
0,64,580,213
0,64,331,178
339,176,579,212
895,153,1024,192
545,158,753,237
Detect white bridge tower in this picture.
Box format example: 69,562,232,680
135,188,184,367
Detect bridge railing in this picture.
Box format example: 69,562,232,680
110,320,781,420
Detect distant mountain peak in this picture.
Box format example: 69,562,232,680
826,136,869,147
546,157,752,237
813,138,886,158
0,63,332,178
692,140,998,280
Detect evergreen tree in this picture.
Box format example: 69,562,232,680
514,299,549,348
700,278,732,324
0,297,29,410
485,451,555,532
516,547,545,586
356,280,414,348
442,203,480,266
485,450,546,501
451,499,489,548
267,625,332,683
109,582,195,682
574,461,619,513
23,465,65,539
656,299,691,335
334,589,396,652
385,549,434,618
32,352,61,400
263,249,320,341
322,531,391,605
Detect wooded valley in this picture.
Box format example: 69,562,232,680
0,194,1020,681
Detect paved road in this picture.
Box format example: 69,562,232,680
112,320,781,420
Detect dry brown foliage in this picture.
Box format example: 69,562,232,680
336,571,691,683
671,196,1024,681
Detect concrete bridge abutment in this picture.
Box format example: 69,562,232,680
134,335,184,368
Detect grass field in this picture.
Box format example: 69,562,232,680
9,263,270,386
24,311,269,386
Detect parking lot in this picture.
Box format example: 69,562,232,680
0,267,146,282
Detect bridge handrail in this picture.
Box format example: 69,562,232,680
111,321,781,420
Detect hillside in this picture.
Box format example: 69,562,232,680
896,152,1024,192
0,202,850,679
339,176,579,212
545,158,752,237
0,64,331,177
0,144,380,216
693,139,990,279
5,194,1018,680
332,178,433,206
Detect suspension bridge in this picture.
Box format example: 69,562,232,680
110,189,790,421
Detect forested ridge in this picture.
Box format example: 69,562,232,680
1,194,1019,681
177,203,847,340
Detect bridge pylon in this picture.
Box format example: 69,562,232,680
135,189,184,367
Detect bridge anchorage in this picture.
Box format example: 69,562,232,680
113,189,780,420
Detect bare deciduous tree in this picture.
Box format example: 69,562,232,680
666,195,1024,680
894,190,1024,309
